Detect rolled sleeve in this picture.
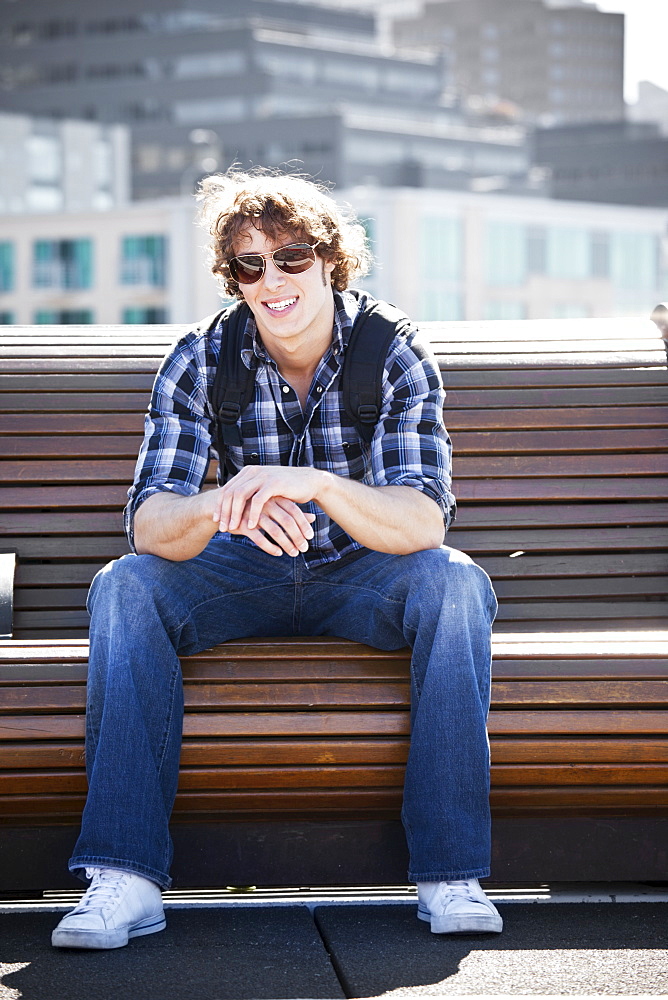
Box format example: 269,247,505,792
124,338,214,551
369,332,456,530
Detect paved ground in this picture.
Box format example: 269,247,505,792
1,886,667,999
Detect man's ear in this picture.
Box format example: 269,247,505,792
322,258,335,288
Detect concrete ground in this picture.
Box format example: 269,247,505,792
1,884,667,999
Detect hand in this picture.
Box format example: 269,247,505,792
221,494,316,557
213,466,326,535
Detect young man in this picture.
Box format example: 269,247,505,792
52,169,501,949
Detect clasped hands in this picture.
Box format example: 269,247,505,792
210,465,328,558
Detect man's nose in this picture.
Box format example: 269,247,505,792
263,258,287,288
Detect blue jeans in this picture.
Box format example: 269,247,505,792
69,538,497,888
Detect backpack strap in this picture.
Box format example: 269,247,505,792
208,299,254,471
342,294,415,443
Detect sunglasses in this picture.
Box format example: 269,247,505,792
228,242,320,285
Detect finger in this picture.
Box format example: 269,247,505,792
247,488,272,531
267,502,312,551
244,527,283,557
257,513,302,557
229,484,257,531
272,498,316,539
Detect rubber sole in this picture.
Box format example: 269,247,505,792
51,913,166,950
417,904,503,935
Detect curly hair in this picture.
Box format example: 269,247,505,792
196,167,373,297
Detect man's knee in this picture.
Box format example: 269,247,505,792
87,553,173,616
403,546,496,616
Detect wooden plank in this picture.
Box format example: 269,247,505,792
0,393,149,412
1,358,163,375
493,577,667,600
454,503,668,529
445,386,668,408
477,553,668,579
1,512,124,534
496,602,668,623
453,479,668,502
491,680,668,707
441,368,668,388
4,737,668,771
444,407,668,430
0,374,155,391
450,429,668,453
0,413,145,435
1,437,144,459
488,787,668,809
447,526,668,552
454,454,668,476
439,352,664,369
490,739,668,764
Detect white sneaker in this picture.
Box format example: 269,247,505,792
51,867,166,949
417,879,503,934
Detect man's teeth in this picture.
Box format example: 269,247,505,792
266,297,297,312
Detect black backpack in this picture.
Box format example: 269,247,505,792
201,291,416,470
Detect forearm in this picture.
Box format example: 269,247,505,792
134,491,219,561
316,474,445,554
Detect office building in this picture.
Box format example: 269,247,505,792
533,121,668,208
0,0,534,198
392,0,624,124
0,112,129,214
2,187,665,327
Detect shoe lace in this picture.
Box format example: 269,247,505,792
71,868,129,913
445,880,478,901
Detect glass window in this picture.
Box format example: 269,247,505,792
122,307,168,324
27,135,61,183
0,243,14,293
546,227,590,280
485,221,526,286
33,240,93,290
35,309,94,324
174,51,246,79
590,231,610,278
419,290,462,322
610,232,658,290
173,97,245,124
26,186,64,212
527,227,546,275
552,303,589,319
485,301,526,320
421,217,461,283
120,236,167,286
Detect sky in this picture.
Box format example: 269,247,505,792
590,0,668,102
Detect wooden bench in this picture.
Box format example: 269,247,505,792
1,317,667,892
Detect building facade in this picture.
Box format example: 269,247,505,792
1,188,665,327
0,0,536,199
0,112,129,214
392,0,624,125
533,121,668,208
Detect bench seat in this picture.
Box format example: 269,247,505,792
1,317,667,890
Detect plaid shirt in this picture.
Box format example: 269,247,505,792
125,289,456,566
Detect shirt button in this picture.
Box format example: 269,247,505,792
316,386,323,393
282,385,290,394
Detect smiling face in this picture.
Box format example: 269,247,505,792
234,226,336,370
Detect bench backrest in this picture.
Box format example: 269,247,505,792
1,318,666,638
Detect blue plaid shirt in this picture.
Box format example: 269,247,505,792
125,289,455,566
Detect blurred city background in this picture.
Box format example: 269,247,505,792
0,0,666,326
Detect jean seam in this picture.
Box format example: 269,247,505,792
170,580,296,635
156,658,181,779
